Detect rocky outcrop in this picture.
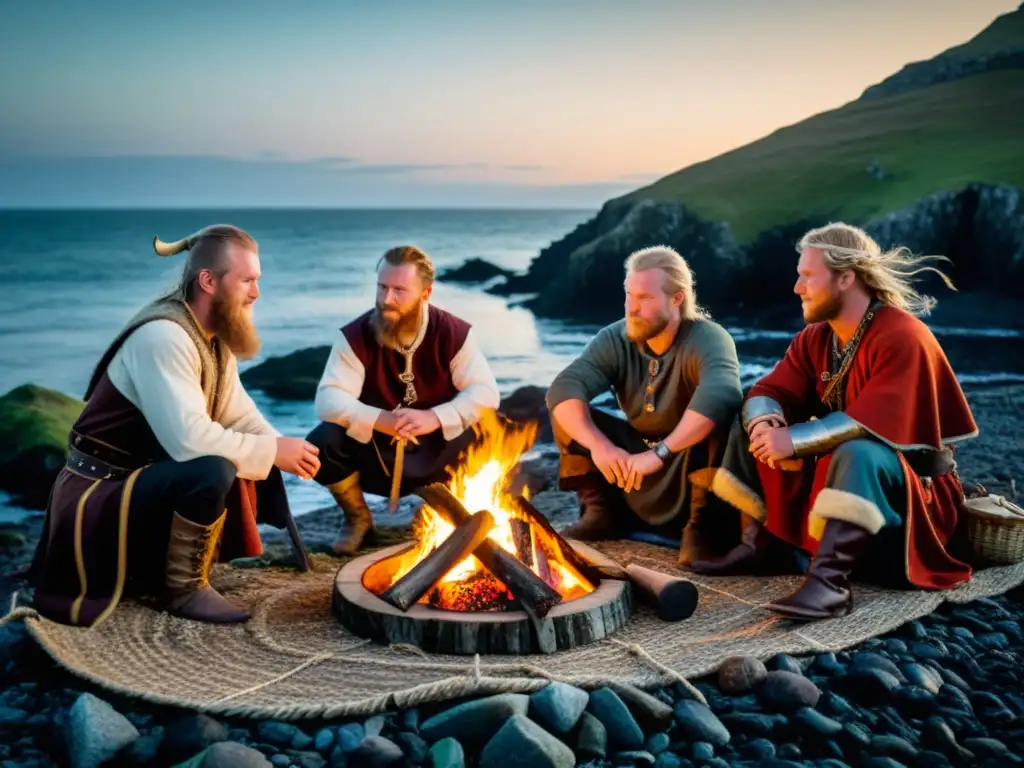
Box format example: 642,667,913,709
500,183,1024,326
859,47,1024,102
438,258,513,285
240,346,329,401
0,384,83,510
488,199,747,322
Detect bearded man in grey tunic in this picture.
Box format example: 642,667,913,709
545,246,744,565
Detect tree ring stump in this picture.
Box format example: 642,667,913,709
332,541,633,655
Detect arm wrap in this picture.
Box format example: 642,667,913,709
741,396,786,434
788,412,867,457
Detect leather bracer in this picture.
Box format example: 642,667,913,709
742,396,787,434
788,412,867,458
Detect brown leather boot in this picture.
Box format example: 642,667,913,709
329,474,376,556
164,511,250,623
767,519,872,621
688,514,802,576
562,478,621,541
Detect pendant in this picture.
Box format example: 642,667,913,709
821,372,831,381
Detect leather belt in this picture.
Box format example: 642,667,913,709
66,445,137,481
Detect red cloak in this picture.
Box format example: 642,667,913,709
747,305,978,589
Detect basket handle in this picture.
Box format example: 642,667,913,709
993,496,1024,518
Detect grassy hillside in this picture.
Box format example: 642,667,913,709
621,11,1024,244
946,6,1024,57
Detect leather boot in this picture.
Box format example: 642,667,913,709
678,500,717,568
767,519,872,621
562,477,621,541
329,474,376,556
164,511,250,623
688,514,802,576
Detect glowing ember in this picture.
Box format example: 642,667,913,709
369,410,595,610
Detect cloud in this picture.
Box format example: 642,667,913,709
503,164,546,172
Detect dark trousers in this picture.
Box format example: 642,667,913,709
305,421,476,496
125,456,289,594
553,407,732,544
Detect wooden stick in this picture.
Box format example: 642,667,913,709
379,510,496,611
509,496,623,585
415,483,562,618
625,563,699,622
510,519,534,568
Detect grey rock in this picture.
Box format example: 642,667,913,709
175,742,273,767
793,707,842,737
314,727,335,753
394,731,429,764
767,654,803,675
162,714,229,762
270,755,290,768
291,751,328,768
756,671,821,712
336,722,365,752
529,682,589,734
609,682,674,733
719,712,786,737
673,700,730,746
257,721,303,747
614,749,656,765
350,735,404,767
364,715,387,737
479,714,575,768
717,656,767,694
64,693,140,768
426,737,465,768
587,687,643,750
0,706,28,725
420,693,529,747
899,663,942,694
654,753,683,768
572,711,607,761
644,732,670,755
870,734,919,761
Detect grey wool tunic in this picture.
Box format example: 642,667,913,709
546,317,743,526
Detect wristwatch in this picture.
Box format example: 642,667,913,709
652,441,673,462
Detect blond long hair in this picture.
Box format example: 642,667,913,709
625,245,708,320
797,222,956,316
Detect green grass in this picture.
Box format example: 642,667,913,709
945,7,1024,57
622,69,1024,244
0,384,83,465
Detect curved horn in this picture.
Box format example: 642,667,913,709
152,234,192,257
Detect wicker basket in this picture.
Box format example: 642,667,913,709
963,492,1024,565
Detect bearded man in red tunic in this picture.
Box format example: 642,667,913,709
305,245,501,554
689,222,979,620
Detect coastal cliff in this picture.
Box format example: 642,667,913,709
478,7,1024,327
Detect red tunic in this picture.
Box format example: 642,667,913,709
343,305,471,410
748,305,978,589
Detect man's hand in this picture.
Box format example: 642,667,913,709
275,437,321,480
590,441,634,489
749,426,795,466
749,417,784,443
394,408,442,439
623,450,664,492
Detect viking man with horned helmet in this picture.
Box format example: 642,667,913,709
29,225,320,627
689,222,980,620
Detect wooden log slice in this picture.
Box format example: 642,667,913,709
332,541,633,655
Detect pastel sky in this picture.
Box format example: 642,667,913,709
1,0,1018,207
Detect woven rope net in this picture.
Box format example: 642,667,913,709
8,539,1024,721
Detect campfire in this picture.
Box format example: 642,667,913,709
361,411,600,616
333,410,698,655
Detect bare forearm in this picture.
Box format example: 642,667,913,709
663,409,716,453
551,399,615,453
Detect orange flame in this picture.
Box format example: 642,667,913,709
383,410,593,609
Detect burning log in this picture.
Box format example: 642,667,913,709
510,519,534,567
509,496,630,585
379,510,496,612
625,563,699,622
415,483,562,618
